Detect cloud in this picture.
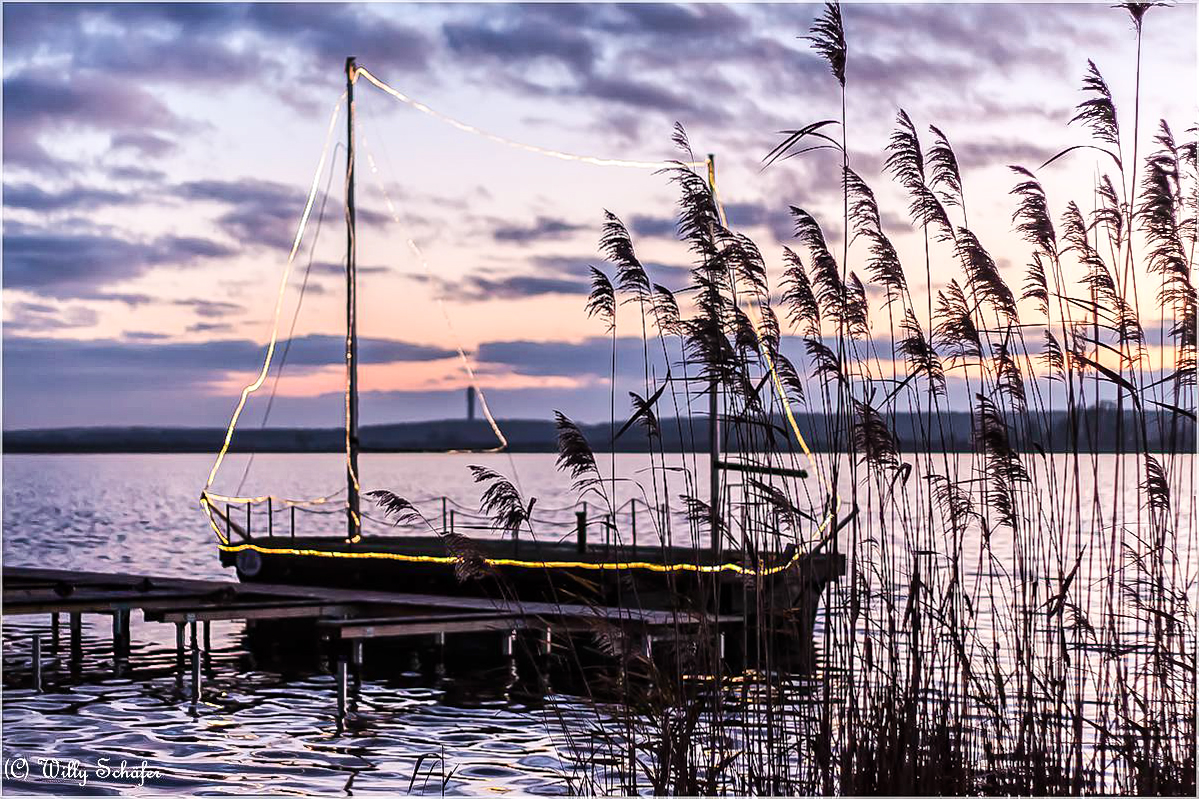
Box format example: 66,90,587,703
722,201,794,242
630,214,677,239
444,16,597,76
449,274,589,302
177,178,308,251
2,69,183,171
172,299,244,319
5,302,99,333
630,202,793,243
187,322,234,335
492,215,586,245
2,334,459,403
110,132,177,159
178,178,393,252
106,165,167,183
3,182,135,212
477,336,673,380
2,220,238,298
419,253,694,301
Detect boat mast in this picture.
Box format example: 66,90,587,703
345,56,361,541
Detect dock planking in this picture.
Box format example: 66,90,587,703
3,565,742,712
3,565,735,652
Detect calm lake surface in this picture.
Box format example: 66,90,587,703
3,452,1194,795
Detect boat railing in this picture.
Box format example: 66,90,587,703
210,492,801,560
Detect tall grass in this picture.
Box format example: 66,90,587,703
374,3,1195,794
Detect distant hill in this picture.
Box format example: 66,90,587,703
3,408,1192,454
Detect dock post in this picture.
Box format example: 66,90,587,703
226,503,231,539
442,497,447,531
631,500,636,556
51,612,60,655
336,659,348,718
33,636,42,692
450,509,455,533
175,622,185,665
268,497,273,538
69,612,82,664
191,642,201,702
351,640,363,683
203,621,212,667
291,505,296,540
246,503,252,540
112,609,129,670
576,507,587,554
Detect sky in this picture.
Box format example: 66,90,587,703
3,2,1196,429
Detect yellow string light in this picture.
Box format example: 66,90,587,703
354,66,703,171
200,95,345,538
220,541,807,577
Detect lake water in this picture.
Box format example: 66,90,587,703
3,452,1194,795
2,454,610,796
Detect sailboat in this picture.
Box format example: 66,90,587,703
200,58,844,643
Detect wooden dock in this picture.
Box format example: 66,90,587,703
2,566,737,708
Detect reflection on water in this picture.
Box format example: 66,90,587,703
2,611,583,795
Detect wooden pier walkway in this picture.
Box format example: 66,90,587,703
3,566,735,708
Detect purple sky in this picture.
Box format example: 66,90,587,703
3,2,1195,429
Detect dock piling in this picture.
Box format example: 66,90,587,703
336,659,348,717
175,621,185,664
246,503,252,540
112,608,130,670
351,640,363,683
631,500,637,556
576,507,588,554
189,615,200,700
69,612,82,665
268,497,273,538
191,640,201,702
291,505,296,540
33,635,43,692
51,612,60,655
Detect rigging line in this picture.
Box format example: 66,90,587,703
353,65,704,171
358,134,510,455
236,142,345,496
202,93,345,542
357,104,513,467
706,158,841,539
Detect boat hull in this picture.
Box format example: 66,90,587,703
219,536,844,665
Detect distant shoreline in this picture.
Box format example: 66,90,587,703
4,409,1191,454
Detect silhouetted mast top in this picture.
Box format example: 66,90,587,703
345,56,361,542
